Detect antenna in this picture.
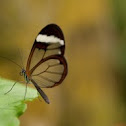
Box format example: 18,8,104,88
18,48,25,69
0,56,22,69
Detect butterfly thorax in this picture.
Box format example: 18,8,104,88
20,69,30,83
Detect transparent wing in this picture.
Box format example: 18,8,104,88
26,24,65,75
31,55,67,88
26,24,68,88
27,41,64,71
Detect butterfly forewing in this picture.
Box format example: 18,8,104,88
26,24,68,88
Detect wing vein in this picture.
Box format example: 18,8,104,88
38,75,57,83
49,63,61,67
47,47,60,50
32,65,50,76
46,71,62,75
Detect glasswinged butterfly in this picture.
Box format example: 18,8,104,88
19,24,68,104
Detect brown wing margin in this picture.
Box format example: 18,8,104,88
26,42,48,77
30,55,68,88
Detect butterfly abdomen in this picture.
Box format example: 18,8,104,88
24,73,29,83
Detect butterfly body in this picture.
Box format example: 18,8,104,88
22,24,68,104
20,69,30,84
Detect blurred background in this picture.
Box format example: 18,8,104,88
0,0,126,126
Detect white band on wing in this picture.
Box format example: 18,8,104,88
36,34,64,45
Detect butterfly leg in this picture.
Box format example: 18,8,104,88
23,83,28,100
31,79,50,104
4,81,25,95
37,92,42,102
4,81,18,95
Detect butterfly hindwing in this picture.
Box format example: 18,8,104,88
31,55,67,88
26,24,68,88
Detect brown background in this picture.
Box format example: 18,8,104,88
0,0,126,126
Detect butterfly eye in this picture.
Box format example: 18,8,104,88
19,71,23,76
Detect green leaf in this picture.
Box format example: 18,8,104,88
0,77,38,126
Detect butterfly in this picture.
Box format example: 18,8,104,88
19,24,68,104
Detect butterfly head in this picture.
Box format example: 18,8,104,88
19,69,26,76
20,69,29,83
